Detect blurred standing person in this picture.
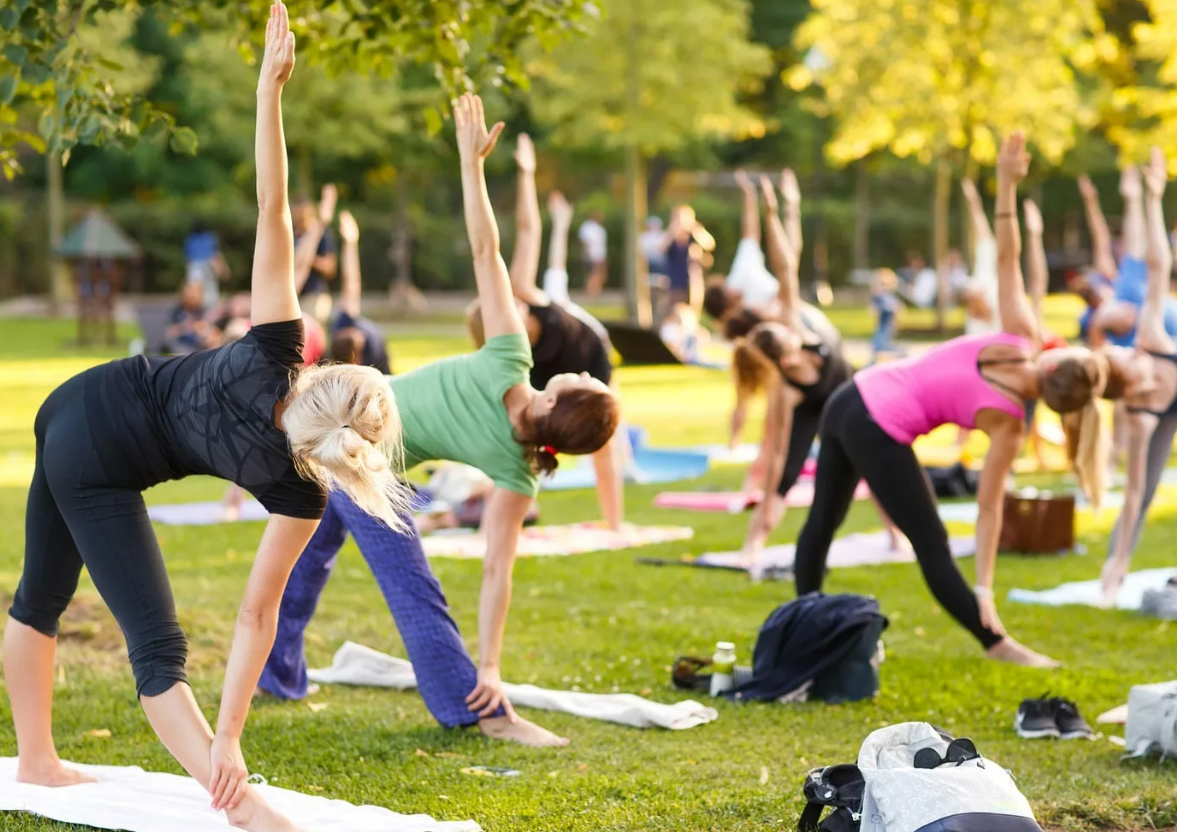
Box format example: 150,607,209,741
662,204,716,318
184,221,229,308
578,211,608,296
292,184,339,325
641,215,668,277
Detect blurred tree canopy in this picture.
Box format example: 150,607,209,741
0,0,590,178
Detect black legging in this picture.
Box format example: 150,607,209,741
10,373,188,697
775,398,822,497
794,380,1002,648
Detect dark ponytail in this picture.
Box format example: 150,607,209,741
514,387,620,478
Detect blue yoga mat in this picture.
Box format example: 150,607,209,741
542,448,711,492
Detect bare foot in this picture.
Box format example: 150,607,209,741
479,715,569,748
226,788,305,832
985,638,1060,669
16,759,96,787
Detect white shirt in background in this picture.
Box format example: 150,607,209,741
578,220,607,263
964,238,1000,335
725,238,779,307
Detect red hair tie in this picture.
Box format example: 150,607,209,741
540,445,557,456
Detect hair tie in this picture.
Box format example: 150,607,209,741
540,445,557,456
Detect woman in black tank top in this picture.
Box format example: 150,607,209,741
5,12,409,829
1102,149,1177,604
732,177,903,574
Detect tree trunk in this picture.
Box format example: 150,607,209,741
853,161,870,270
47,151,71,311
961,154,978,267
933,155,951,332
624,143,651,327
388,175,425,316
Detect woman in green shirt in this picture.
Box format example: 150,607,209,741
262,94,619,746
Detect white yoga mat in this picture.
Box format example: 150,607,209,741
697,530,976,573
422,522,693,559
147,500,269,526
0,757,478,832
681,443,762,465
309,642,717,731
1007,568,1176,611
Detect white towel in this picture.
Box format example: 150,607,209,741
308,642,718,731
1007,568,1176,611
0,757,478,832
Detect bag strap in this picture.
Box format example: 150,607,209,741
797,802,825,832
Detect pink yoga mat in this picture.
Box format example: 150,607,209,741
655,480,870,513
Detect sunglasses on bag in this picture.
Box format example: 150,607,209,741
913,737,983,770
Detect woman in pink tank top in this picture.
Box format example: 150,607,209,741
793,133,1154,668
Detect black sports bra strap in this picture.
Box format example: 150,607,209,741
976,357,1029,367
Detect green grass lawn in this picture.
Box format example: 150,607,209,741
0,311,1173,832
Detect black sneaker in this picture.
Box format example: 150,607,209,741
1048,697,1094,740
1015,696,1060,739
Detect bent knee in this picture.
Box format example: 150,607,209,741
128,623,189,698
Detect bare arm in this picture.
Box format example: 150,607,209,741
735,170,759,242
972,415,1023,635
780,168,802,260
993,132,1039,344
337,210,361,318
1140,148,1176,353
1122,166,1146,261
1023,198,1048,338
760,177,802,329
249,9,299,326
962,178,994,242
466,487,532,721
507,134,545,305
547,192,573,275
293,185,337,294
743,383,799,552
454,94,524,341
591,433,625,530
1078,175,1118,280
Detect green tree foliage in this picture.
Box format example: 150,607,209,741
0,0,590,179
527,0,772,156
789,0,1116,167
1108,0,1177,164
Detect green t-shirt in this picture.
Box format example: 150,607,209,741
389,333,538,497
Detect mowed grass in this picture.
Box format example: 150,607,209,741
0,306,1174,832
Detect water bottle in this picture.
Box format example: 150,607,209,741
709,641,736,697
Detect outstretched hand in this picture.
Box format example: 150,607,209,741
759,175,779,212
1142,146,1168,199
514,133,536,173
339,209,359,244
1077,174,1097,202
997,132,1030,183
780,168,801,205
734,169,753,192
548,190,573,226
258,2,295,91
454,93,504,163
1023,199,1043,236
318,183,338,225
1120,164,1143,199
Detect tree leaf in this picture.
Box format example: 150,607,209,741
0,8,18,30
3,44,28,67
169,125,198,155
20,60,50,86
37,112,54,140
13,0,31,14
97,57,124,72
0,76,15,105
22,131,45,153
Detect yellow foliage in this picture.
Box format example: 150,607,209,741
794,0,1107,166
1108,0,1177,166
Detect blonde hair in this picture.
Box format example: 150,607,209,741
1042,350,1109,510
732,337,772,399
282,363,411,530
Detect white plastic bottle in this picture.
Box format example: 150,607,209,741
709,641,737,697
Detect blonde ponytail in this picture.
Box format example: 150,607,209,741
1063,399,1108,512
283,363,412,531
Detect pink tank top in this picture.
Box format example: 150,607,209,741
855,332,1029,444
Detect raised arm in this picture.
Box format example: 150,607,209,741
780,168,803,260
760,176,802,328
993,132,1039,344
961,178,993,242
1139,147,1175,354
547,191,573,274
293,184,337,294
1022,198,1048,338
1078,175,1118,280
1121,166,1146,261
455,93,525,341
735,170,759,242
249,3,299,326
337,209,361,319
508,134,544,305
